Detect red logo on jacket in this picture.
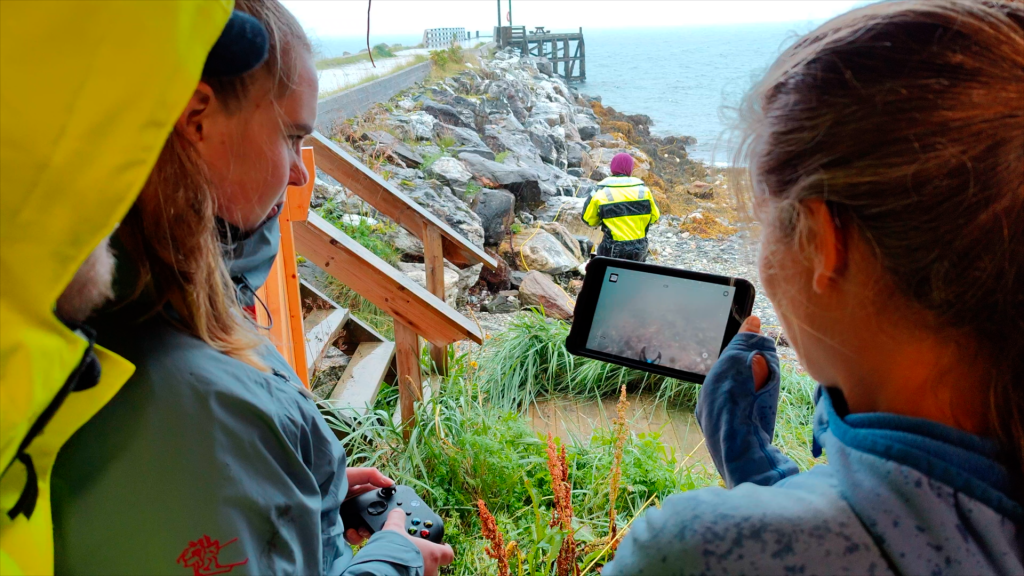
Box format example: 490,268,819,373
177,535,249,576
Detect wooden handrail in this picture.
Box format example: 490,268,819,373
310,132,497,270
294,212,483,346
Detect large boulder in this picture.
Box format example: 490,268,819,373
534,196,586,222
575,115,601,141
526,120,568,169
423,100,472,129
519,271,574,320
361,130,424,168
385,225,424,257
473,188,516,245
428,156,474,199
398,262,460,304
480,255,512,292
407,112,436,140
436,124,487,149
538,221,584,261
459,153,545,209
511,228,581,274
452,145,495,161
529,101,569,127
400,180,484,247
566,141,587,168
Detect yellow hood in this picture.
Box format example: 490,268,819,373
1,1,232,573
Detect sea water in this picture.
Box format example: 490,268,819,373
580,22,825,165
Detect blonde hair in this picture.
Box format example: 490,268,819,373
116,0,312,370
735,0,1024,485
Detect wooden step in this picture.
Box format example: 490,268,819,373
326,341,396,419
305,308,348,371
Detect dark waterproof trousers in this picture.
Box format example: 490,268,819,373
596,237,649,262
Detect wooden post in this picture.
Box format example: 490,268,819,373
278,199,310,387
394,321,423,439
579,34,586,80
423,226,449,374
563,38,570,82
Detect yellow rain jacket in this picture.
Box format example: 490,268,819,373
0,2,232,573
582,176,661,241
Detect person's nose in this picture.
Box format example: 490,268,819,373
288,156,309,188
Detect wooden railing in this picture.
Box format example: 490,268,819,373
309,132,496,373
260,137,495,435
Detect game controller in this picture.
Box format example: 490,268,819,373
340,484,445,544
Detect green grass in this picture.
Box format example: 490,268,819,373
320,348,716,575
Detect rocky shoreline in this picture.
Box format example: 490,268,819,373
308,47,799,368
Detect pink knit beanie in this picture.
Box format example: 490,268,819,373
610,153,634,176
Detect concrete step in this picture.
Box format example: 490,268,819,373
326,341,396,420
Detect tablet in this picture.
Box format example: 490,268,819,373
565,257,756,383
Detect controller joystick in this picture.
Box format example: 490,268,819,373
341,484,444,544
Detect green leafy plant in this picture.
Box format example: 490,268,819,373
495,151,510,163
372,43,395,58
465,180,482,199
438,135,458,150
430,49,450,71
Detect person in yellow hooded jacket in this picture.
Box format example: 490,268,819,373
582,152,660,262
0,3,260,573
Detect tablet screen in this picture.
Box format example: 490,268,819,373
584,266,737,375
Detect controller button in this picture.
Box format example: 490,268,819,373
411,518,421,526
405,510,412,516
407,527,417,535
420,530,430,538
424,520,433,528
396,501,403,506
367,500,388,516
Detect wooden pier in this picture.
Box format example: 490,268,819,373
496,25,586,83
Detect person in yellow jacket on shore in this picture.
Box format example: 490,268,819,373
0,4,265,574
582,153,660,262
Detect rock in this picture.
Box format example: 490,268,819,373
510,270,527,288
568,279,584,295
529,101,568,127
538,221,584,261
402,180,485,247
567,142,586,168
575,235,594,257
398,262,461,304
459,153,544,209
688,180,714,200
397,99,416,111
407,111,436,140
473,188,516,245
438,124,487,149
361,130,424,168
517,211,534,225
482,292,520,313
482,125,541,162
386,166,425,181
526,120,567,169
591,165,611,181
533,196,586,222
385,225,424,257
428,156,474,198
535,57,553,77
511,228,582,274
312,177,368,213
448,261,483,297
451,145,495,161
480,255,512,292
576,116,601,141
518,271,574,320
423,100,471,128
340,214,379,227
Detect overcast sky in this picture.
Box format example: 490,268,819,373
283,1,868,39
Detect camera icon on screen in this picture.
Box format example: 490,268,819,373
609,274,619,283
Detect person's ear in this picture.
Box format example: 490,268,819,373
175,82,215,146
805,198,848,294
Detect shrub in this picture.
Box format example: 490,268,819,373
372,43,394,58
430,49,450,71
494,150,510,163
